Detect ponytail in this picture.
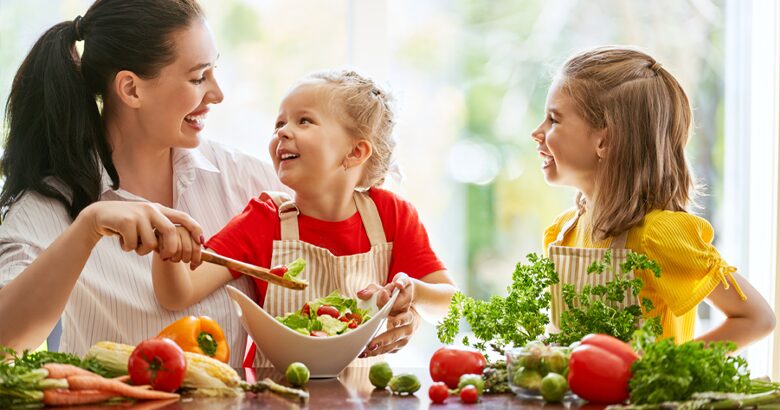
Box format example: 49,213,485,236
1,20,110,221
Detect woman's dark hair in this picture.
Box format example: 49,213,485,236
1,0,203,220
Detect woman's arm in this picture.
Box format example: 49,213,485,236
0,201,203,351
696,272,776,349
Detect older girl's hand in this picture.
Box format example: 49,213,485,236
82,201,203,265
357,273,420,358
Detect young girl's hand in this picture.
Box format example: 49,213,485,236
157,225,204,270
357,273,421,358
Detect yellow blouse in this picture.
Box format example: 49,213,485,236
543,208,746,343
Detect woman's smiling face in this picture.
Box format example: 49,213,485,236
135,18,224,149
530,79,605,194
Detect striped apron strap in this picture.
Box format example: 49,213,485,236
353,191,387,246
260,191,300,240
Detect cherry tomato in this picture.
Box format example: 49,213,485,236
301,303,310,317
345,312,362,325
309,330,328,337
128,338,187,392
428,382,449,404
316,305,339,319
459,385,479,404
429,346,487,389
269,265,288,276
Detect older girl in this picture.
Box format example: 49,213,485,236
533,46,775,347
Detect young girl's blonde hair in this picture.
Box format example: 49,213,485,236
559,46,697,240
306,69,396,189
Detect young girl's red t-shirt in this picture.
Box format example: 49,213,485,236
204,188,445,307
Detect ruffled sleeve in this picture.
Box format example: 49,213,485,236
640,211,746,316
543,208,578,256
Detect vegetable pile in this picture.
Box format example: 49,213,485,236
276,291,372,336
0,347,178,407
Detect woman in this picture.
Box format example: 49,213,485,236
0,0,285,367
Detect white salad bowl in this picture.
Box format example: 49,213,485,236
226,285,399,378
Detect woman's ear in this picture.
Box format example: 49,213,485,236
344,139,373,169
112,70,142,109
594,128,608,160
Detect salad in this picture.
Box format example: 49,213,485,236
276,291,372,337
270,258,308,285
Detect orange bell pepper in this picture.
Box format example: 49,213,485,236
158,316,229,363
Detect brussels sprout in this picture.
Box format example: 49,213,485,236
540,372,568,402
542,350,568,374
457,373,485,395
519,344,545,370
369,362,393,389
285,362,310,387
512,367,543,392
388,373,421,395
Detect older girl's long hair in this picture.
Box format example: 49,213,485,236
559,46,697,240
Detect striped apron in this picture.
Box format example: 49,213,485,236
547,211,638,331
244,191,393,368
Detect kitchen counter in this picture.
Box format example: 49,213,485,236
110,367,593,410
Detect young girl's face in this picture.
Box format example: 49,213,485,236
530,79,605,194
269,82,354,193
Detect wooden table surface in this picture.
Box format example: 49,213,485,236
97,367,600,410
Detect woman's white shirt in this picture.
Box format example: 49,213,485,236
0,139,287,367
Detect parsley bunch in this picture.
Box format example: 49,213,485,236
628,338,751,404
546,251,663,345
436,253,559,353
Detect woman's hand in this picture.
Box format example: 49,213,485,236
80,201,203,266
357,273,421,358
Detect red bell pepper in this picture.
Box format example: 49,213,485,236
568,334,639,404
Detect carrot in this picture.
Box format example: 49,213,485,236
113,375,132,383
43,363,101,379
42,388,120,406
66,375,180,400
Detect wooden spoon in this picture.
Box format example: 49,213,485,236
201,249,307,290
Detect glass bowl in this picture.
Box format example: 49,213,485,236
506,342,577,401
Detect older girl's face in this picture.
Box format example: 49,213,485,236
530,79,605,194
135,19,224,149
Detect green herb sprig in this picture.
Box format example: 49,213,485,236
546,250,663,345
628,338,751,404
436,253,559,353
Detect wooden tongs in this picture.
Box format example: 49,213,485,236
134,225,307,291
200,249,307,290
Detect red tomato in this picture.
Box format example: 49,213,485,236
345,312,362,325
269,265,288,276
128,338,187,392
428,382,449,404
316,305,339,319
568,344,632,404
429,346,486,389
310,330,328,337
301,303,311,317
459,385,479,404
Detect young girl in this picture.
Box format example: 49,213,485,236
152,70,458,366
532,46,775,347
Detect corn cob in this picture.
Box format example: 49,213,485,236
86,341,243,397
